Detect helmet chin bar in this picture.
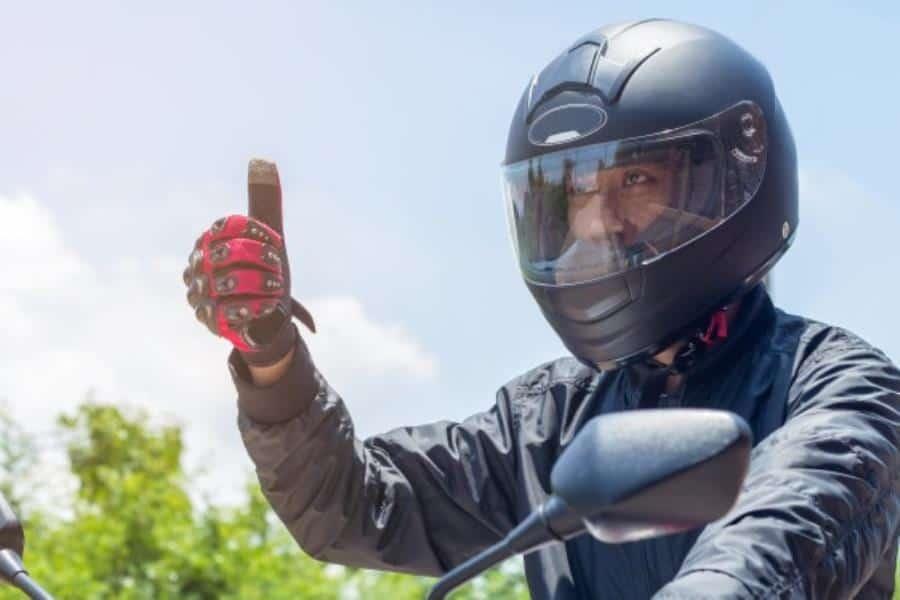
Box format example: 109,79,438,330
580,313,711,374
638,309,728,376
582,243,790,376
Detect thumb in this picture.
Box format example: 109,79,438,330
247,158,284,235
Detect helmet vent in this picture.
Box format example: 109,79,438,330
528,45,660,119
527,104,608,146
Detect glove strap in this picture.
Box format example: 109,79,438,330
239,316,298,367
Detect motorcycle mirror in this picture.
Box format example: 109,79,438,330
0,495,24,558
427,408,751,600
551,408,751,543
0,494,54,599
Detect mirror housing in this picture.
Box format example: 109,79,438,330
428,408,752,600
0,496,23,558
551,409,751,542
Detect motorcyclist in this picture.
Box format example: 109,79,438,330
183,19,900,599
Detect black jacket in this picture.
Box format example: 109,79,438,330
229,287,900,599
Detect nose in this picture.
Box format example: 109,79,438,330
579,193,623,242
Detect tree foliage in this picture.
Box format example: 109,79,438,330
0,401,528,599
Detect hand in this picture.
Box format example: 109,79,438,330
183,159,315,366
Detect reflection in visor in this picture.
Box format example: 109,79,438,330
503,101,767,285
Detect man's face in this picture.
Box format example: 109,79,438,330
565,157,677,253
504,143,719,285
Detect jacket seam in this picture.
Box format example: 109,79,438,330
515,376,596,397
675,568,757,598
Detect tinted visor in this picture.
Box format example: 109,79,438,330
503,101,767,285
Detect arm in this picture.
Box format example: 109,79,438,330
656,329,900,599
230,326,521,576
247,347,295,386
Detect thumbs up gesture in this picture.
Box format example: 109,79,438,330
183,159,315,366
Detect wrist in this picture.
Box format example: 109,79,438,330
240,319,297,368
247,346,296,386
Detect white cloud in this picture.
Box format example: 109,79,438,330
1,296,35,341
0,191,439,508
305,296,438,380
0,193,88,293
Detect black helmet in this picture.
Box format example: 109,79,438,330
502,19,797,370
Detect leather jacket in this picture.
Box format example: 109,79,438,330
230,286,900,599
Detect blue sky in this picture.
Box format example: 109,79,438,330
2,1,899,505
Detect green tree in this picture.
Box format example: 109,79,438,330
0,403,337,599
0,401,528,599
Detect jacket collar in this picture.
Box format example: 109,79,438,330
623,285,776,407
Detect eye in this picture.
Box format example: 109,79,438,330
623,171,651,187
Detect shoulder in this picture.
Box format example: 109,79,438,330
774,308,900,413
786,313,894,376
768,305,893,374
493,355,604,442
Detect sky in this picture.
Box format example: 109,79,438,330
2,1,899,509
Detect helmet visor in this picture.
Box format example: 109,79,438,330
502,101,767,285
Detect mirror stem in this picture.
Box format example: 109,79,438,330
427,496,584,600
0,550,53,600
426,534,513,600
11,573,53,600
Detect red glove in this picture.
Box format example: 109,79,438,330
183,159,315,366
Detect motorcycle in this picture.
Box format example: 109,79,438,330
0,408,750,600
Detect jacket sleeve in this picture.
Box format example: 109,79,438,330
656,328,900,599
229,327,521,577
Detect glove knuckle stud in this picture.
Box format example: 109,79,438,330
195,304,213,324
210,243,230,263
262,247,281,266
215,275,236,293
225,304,250,323
191,275,208,296
247,223,271,243
211,217,227,233
190,248,204,269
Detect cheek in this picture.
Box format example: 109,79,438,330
623,174,675,228
622,192,668,229
568,204,589,238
